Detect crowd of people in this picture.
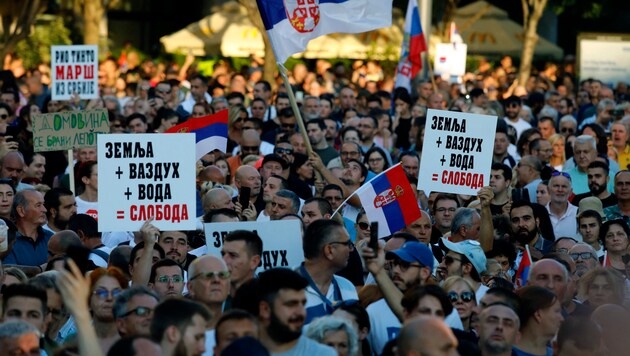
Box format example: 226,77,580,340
0,51,629,356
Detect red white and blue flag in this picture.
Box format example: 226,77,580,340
165,110,228,160
516,244,533,288
256,0,393,64
394,0,427,91
354,164,421,238
602,250,611,268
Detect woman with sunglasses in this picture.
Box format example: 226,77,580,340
548,134,565,170
354,209,371,242
599,219,630,276
442,276,477,333
89,267,129,353
514,286,564,356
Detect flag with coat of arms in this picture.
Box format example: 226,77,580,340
394,0,427,92
352,163,422,238
256,0,393,64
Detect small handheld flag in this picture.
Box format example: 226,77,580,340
165,110,228,160
515,244,533,288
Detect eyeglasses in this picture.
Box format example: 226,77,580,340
570,252,596,261
189,270,231,281
241,146,259,152
391,259,423,272
0,114,8,119
281,123,295,128
48,308,63,319
551,171,572,181
329,240,355,250
368,157,384,164
119,306,153,318
560,128,575,133
157,89,172,94
444,255,461,265
274,147,294,155
357,222,370,230
156,275,184,283
447,291,475,303
435,207,457,213
92,288,122,299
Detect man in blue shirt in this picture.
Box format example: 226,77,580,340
3,189,53,267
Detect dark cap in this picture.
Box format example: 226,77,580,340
262,154,288,170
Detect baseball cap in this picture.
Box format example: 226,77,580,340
441,238,487,274
577,197,605,219
220,336,269,356
386,242,434,270
262,153,288,170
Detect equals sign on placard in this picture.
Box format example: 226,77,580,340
116,210,125,219
431,174,438,181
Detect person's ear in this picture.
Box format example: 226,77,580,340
249,255,261,271
259,300,271,320
166,325,180,343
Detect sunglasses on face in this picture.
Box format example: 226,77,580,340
444,255,461,265
357,222,370,230
119,306,153,318
241,146,259,152
447,291,475,303
92,288,122,299
391,259,423,272
560,128,574,133
275,148,294,155
0,114,8,119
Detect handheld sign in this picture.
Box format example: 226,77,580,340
98,134,196,232
51,45,99,100
205,220,303,273
31,109,110,152
418,109,497,196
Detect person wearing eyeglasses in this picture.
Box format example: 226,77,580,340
148,258,184,299
432,193,460,236
113,286,159,338
187,255,231,329
88,267,129,352
298,219,358,326
443,276,478,333
439,239,489,302
568,243,599,278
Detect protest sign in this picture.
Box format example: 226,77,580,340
97,133,196,232
31,109,110,152
418,109,497,196
51,45,98,100
434,43,467,79
204,220,303,272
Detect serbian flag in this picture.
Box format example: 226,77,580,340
516,245,533,288
256,0,393,64
394,0,427,91
353,164,421,238
602,250,612,267
165,110,228,160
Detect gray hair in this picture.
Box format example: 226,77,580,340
568,243,598,259
212,97,227,106
597,98,615,112
0,320,40,340
559,115,577,127
305,316,358,356
113,285,159,319
544,90,560,101
539,106,558,120
11,189,36,221
451,208,479,236
29,271,61,293
573,134,597,151
275,189,300,214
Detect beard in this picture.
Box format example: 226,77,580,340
266,309,303,344
589,182,607,196
54,215,70,229
483,339,510,354
513,226,538,245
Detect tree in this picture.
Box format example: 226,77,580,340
238,0,276,85
517,0,548,86
0,0,47,65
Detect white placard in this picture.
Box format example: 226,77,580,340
97,133,196,232
434,43,467,77
418,109,497,196
204,220,303,273
51,45,99,100
579,38,630,87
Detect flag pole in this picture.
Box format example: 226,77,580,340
417,0,437,92
277,63,314,156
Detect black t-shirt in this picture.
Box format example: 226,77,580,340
571,192,618,209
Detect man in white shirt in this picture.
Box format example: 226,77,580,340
546,172,578,239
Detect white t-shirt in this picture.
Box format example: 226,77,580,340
303,273,358,325
75,196,98,220
89,245,113,267
504,117,532,139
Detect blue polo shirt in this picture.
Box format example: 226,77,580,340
3,228,53,266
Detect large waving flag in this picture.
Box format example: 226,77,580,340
165,110,228,160
353,164,421,238
394,0,427,91
256,0,393,64
516,244,533,288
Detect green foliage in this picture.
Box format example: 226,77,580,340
15,16,71,69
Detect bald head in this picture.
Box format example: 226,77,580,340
48,230,81,257
203,188,234,212
198,165,225,184
398,317,458,356
1,151,25,186
528,259,569,300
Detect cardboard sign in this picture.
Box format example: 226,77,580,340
434,43,467,78
418,109,497,196
204,220,303,273
51,45,99,100
97,134,196,232
31,109,110,152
